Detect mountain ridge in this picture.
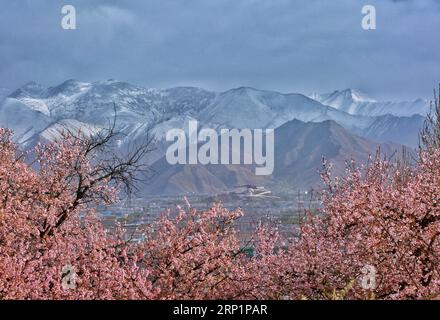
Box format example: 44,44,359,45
3,79,428,148
0,79,428,195
143,118,404,195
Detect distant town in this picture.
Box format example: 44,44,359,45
99,186,322,244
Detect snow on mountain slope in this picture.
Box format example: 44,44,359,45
0,97,51,144
198,87,373,131
11,80,160,127
9,81,45,98
312,89,429,117
1,80,427,152
7,80,218,137
124,115,201,165
38,119,103,142
161,87,216,115
198,87,276,128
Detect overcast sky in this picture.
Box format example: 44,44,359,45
0,0,439,100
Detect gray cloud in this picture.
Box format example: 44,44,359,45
0,0,439,100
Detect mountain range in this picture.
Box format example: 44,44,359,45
0,79,430,195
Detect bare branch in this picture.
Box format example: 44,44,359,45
40,103,156,238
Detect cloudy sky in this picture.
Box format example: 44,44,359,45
0,0,439,100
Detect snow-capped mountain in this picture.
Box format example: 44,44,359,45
311,89,429,117
198,87,371,130
10,80,164,127
5,80,216,146
0,97,51,144
3,80,428,146
0,79,429,194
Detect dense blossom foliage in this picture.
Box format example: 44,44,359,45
286,153,440,299
0,126,439,299
0,128,153,299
